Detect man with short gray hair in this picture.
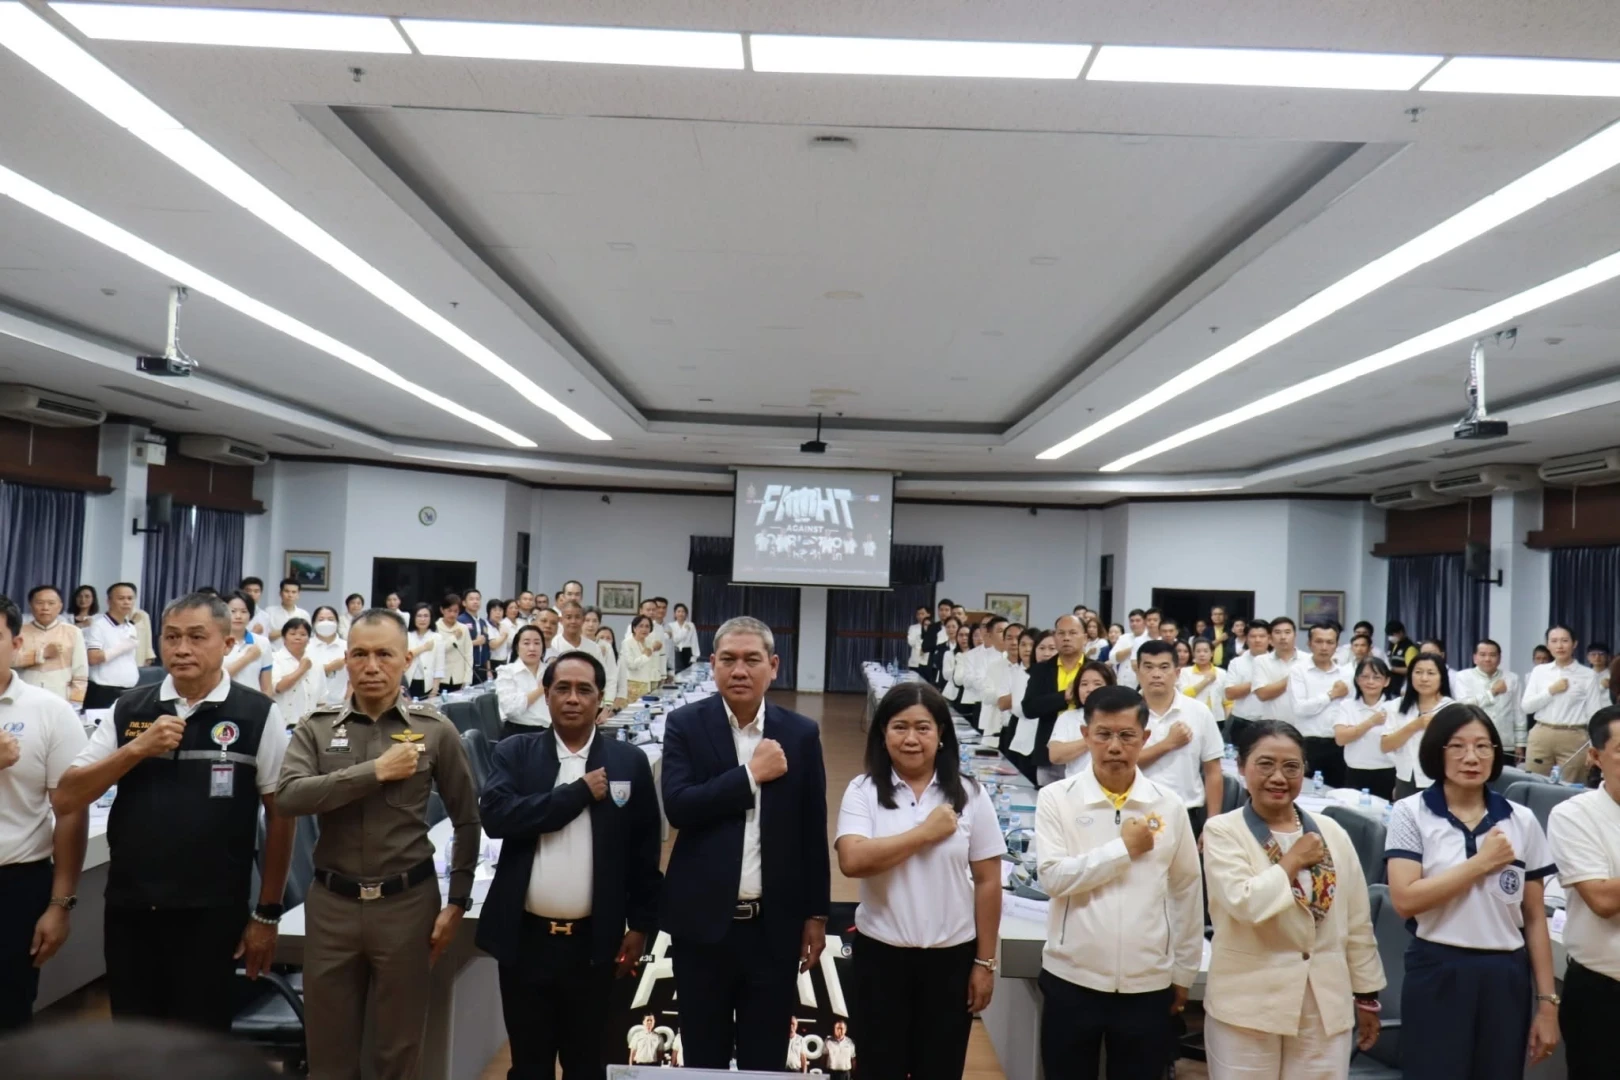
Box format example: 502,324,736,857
660,615,829,1070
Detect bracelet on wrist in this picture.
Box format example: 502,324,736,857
1354,996,1382,1013
250,911,280,926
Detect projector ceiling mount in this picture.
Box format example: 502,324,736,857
1454,328,1515,441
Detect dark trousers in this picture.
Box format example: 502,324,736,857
105,905,245,1030
1226,715,1258,750
677,647,693,672
407,678,432,699
83,682,129,710
1393,777,1420,800
1039,970,1174,1080
0,859,53,1032
499,914,615,1079
1304,736,1346,789
1345,766,1398,801
1401,938,1529,1080
853,937,976,1080
672,918,797,1071
1561,959,1620,1080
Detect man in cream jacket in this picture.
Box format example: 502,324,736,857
1034,684,1203,1080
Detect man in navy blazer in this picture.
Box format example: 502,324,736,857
660,616,830,1071
478,652,662,1079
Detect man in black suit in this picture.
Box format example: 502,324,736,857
477,652,662,1079
660,615,830,1071
1019,614,1089,783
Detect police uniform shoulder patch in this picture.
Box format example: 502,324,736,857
405,703,450,724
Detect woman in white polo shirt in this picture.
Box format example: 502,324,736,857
1335,657,1397,800
1377,654,1452,799
1385,703,1560,1078
835,682,1004,1080
1047,661,1117,779
1202,720,1385,1079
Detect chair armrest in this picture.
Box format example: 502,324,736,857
236,967,307,1025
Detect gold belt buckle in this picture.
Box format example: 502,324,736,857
549,920,573,935
358,883,384,901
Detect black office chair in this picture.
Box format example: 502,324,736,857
461,728,494,791
474,692,503,742
1348,884,1403,1079
1321,804,1388,886
1493,764,1550,794
135,665,167,686
1504,780,1580,832
426,789,448,828
235,809,312,1071
1220,772,1246,814
441,700,479,735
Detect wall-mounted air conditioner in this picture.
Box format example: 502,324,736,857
1537,448,1620,487
1370,483,1456,510
177,434,270,467
0,385,106,427
1429,464,1539,498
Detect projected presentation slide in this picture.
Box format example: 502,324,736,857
731,468,895,588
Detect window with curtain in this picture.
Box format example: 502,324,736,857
824,543,944,693
1549,546,1620,656
1385,553,1490,673
141,504,246,617
0,481,85,603
688,537,800,690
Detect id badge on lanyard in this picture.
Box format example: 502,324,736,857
209,719,240,798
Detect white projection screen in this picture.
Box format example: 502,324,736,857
731,468,896,588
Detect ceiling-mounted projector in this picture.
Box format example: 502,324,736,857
800,414,828,454
1454,335,1510,440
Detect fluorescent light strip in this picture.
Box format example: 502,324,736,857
0,2,609,441
1101,248,1620,472
51,3,409,53
0,162,534,447
399,18,742,69
1422,56,1620,97
749,34,1089,79
1037,117,1620,460
1086,45,1441,91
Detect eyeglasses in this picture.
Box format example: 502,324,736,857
1444,742,1496,757
1087,729,1141,746
1253,759,1305,779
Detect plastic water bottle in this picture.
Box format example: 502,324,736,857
1550,765,1563,785
1313,770,1325,794
1224,744,1238,764
1382,804,1393,827
1360,787,1372,807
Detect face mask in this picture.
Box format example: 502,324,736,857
315,620,339,638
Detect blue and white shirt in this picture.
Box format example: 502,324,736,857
1385,786,1554,951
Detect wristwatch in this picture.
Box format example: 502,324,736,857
973,957,999,972
1537,992,1561,1007
448,895,473,911
47,895,76,911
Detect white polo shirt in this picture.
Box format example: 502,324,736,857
83,614,141,689
1378,697,1454,786
835,771,1005,949
74,675,286,794
1547,789,1620,980
271,648,327,727
1177,664,1230,720
525,731,594,919
0,674,88,865
627,1026,662,1064
1385,787,1554,951
1112,632,1142,689
1452,667,1525,748
1288,659,1353,738
1521,661,1599,729
1050,709,1090,778
1256,650,1306,724
261,604,309,638
1140,695,1223,810
824,1035,856,1070
1335,697,1396,771
1226,651,1266,721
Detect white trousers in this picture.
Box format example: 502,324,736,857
1205,989,1352,1080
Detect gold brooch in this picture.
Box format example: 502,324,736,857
390,730,426,743
1145,814,1164,834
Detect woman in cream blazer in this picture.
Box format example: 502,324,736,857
1202,719,1385,1080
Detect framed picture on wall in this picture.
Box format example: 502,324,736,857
984,593,1030,625
597,580,642,615
284,550,330,591
1299,590,1345,629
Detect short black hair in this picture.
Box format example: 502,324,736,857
1419,702,1504,784
630,614,653,633
1354,621,1374,634
984,616,1008,633
345,593,365,607
1475,638,1502,656
230,590,257,617
543,650,606,693
25,584,59,603
1083,684,1148,727
1128,608,1145,619
1136,639,1177,663
1588,705,1620,751
651,596,668,605
281,617,312,637
938,597,955,608
1351,633,1373,647
1589,641,1612,655
1144,607,1161,618
108,581,137,596
240,577,263,590
1235,719,1306,764
279,577,300,590
1270,615,1296,632
1308,623,1339,643
1386,620,1407,635
0,595,22,637
1247,619,1273,634
512,624,545,650
439,593,462,612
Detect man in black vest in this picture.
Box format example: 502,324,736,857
478,650,662,1078
54,592,295,1029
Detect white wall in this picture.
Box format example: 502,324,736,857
893,503,1090,627
533,489,731,608
1120,501,1292,616
340,465,515,598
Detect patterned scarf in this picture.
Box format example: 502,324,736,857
1255,807,1337,923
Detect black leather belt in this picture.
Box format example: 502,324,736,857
525,913,591,936
315,859,435,901
734,899,761,920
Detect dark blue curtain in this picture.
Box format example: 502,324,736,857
141,504,245,617
688,536,800,689
0,482,84,604
825,584,935,692
1550,546,1620,656
1385,553,1490,672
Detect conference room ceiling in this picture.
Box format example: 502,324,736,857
2,0,1620,502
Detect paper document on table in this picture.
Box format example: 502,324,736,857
1004,894,1050,922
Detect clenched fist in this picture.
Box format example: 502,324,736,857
583,767,609,801
919,804,959,843
1281,833,1327,875
0,730,19,771
374,742,422,782
1121,817,1156,859
1475,828,1517,874
1329,681,1349,700
1162,721,1193,750
130,716,186,759
748,738,788,784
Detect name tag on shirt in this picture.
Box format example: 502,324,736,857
210,763,235,798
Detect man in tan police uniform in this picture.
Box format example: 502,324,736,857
276,610,481,1080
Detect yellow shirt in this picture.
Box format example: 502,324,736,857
1102,785,1132,812
1057,658,1084,693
